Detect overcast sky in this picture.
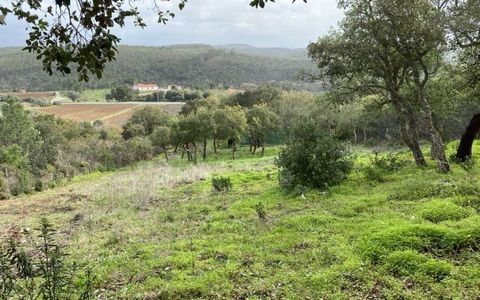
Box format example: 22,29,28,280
0,0,343,48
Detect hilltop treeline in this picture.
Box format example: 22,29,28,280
0,45,317,92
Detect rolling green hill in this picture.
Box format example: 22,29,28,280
0,44,317,92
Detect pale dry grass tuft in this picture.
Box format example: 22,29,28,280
76,161,229,210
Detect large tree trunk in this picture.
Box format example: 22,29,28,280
193,142,198,164
412,73,449,172
261,141,265,157
203,139,207,160
163,144,169,162
232,139,236,160
391,94,427,166
213,138,217,154
353,127,358,144
456,113,480,161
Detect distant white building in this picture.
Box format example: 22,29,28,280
133,83,159,91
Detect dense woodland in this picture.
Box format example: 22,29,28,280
0,45,318,92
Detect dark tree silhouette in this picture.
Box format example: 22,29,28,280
456,113,480,161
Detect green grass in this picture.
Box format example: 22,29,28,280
2,143,480,298
78,89,110,102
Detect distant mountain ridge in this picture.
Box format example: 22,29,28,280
0,44,317,92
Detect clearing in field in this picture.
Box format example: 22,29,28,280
34,102,183,128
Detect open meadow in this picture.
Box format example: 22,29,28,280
1,144,480,299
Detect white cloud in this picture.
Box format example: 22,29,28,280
0,0,343,48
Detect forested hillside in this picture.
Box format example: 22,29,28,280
0,44,316,92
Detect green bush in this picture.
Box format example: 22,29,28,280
384,250,452,281
361,223,480,264
455,197,480,212
384,250,427,277
420,200,471,223
212,176,232,192
275,119,353,191
362,165,387,182
420,258,453,281
114,137,153,167
371,152,407,171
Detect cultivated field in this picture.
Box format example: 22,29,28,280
34,102,183,128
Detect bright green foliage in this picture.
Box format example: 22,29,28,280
276,119,353,191
384,250,452,281
388,178,480,201
2,145,480,298
420,200,471,223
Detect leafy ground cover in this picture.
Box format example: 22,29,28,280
1,144,480,299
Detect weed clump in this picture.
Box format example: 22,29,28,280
361,223,480,264
253,202,267,220
362,152,407,182
384,250,452,281
0,218,95,299
420,200,471,223
212,176,232,193
388,178,480,201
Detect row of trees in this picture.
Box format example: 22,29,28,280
121,83,480,166
122,101,279,162
308,0,480,172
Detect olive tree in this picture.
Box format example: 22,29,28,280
309,0,450,171
246,104,279,156
213,106,247,160
150,126,171,161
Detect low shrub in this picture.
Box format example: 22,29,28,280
371,152,407,171
384,250,452,281
420,200,471,223
254,202,267,220
455,197,480,212
388,178,480,201
276,119,353,191
361,223,480,263
212,176,232,192
362,165,387,182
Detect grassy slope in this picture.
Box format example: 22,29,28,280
1,145,480,299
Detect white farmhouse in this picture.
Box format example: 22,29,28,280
133,83,159,91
